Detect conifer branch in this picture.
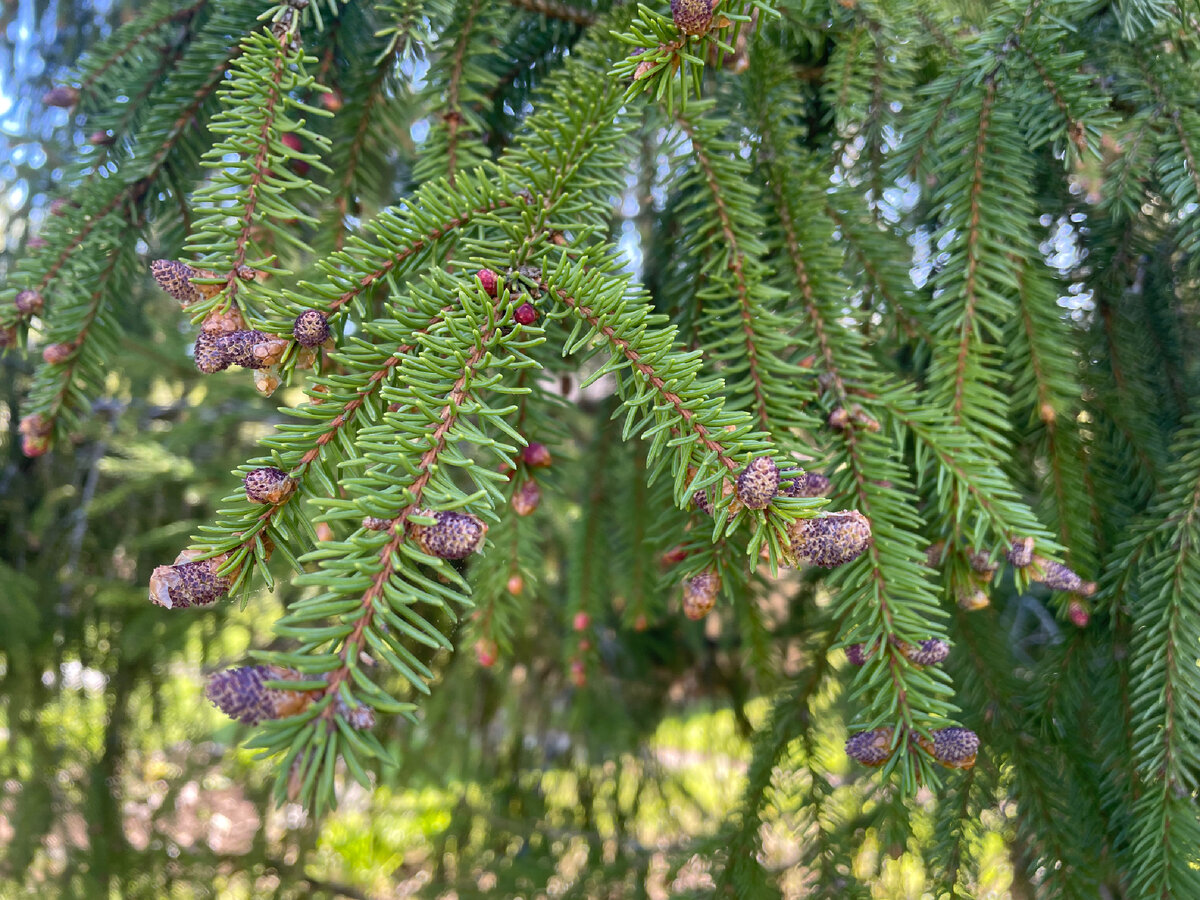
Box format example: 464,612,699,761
506,0,597,26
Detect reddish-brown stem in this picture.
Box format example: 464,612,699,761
319,299,502,715
675,117,770,428
552,288,740,472
951,78,997,423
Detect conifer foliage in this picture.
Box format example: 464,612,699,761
5,0,1200,895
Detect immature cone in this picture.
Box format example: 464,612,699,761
151,259,201,306
845,643,874,666
410,509,489,559
513,302,539,326
194,332,227,373
736,456,780,510
244,467,296,505
850,404,882,432
682,571,720,620
292,309,330,347
925,541,946,568
205,665,312,725
828,406,851,430
14,289,43,316
512,480,541,516
522,441,553,468
929,727,979,770
692,490,714,516
19,413,52,457
967,548,999,576
1068,599,1090,628
333,693,376,730
899,639,951,667
780,472,831,498
214,330,287,369
362,516,393,531
476,269,499,297
1031,556,1095,595
671,0,714,35
845,727,895,767
41,342,75,365
148,552,235,609
788,510,872,568
43,86,79,108
1006,536,1035,568
475,639,498,668
957,584,990,611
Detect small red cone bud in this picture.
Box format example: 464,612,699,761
292,309,330,347
244,467,296,504
1006,537,1035,568
410,509,489,559
671,0,714,35
475,639,498,668
513,302,538,325
506,573,524,595
788,510,872,568
89,130,114,146
14,289,43,316
633,613,648,631
522,442,552,468
476,269,499,297
1068,599,1090,628
682,571,720,620
780,472,831,498
634,58,655,81
41,342,75,365
49,198,69,216
151,259,202,306
321,90,344,113
661,545,689,566
19,413,53,457
149,552,235,609
281,132,309,176
736,456,780,510
27,237,47,250
573,612,591,632
898,639,951,667
578,638,592,651
315,522,334,542
42,86,79,108
511,480,541,516
570,659,587,687
845,727,895,767
205,665,312,724
362,516,393,531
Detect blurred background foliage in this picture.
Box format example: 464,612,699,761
0,0,1103,897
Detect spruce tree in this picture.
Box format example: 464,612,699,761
3,0,1200,896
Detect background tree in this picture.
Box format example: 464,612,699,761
2,0,1199,897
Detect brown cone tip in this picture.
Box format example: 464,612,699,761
931,727,979,769
682,572,720,620
900,639,951,667
1006,536,1035,568
205,665,311,725
780,472,831,498
293,309,330,347
845,727,895,767
244,467,296,505
671,0,714,35
411,509,488,559
736,456,780,510
512,480,541,516
788,510,872,568
151,259,201,306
